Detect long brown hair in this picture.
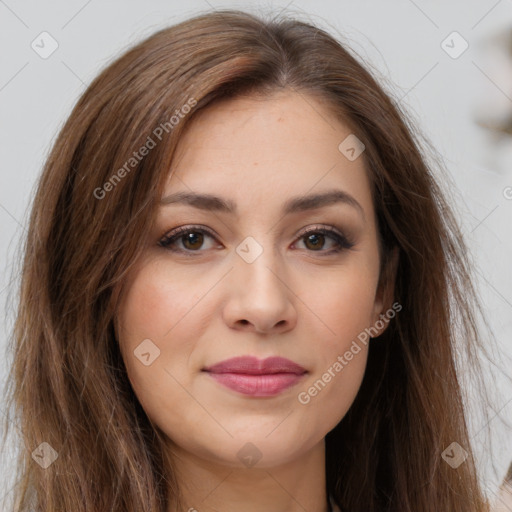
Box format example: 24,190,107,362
2,8,496,511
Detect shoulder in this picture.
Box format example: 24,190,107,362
329,494,342,512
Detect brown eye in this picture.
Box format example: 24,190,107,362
181,231,204,250
159,226,219,253
295,227,355,254
304,232,326,251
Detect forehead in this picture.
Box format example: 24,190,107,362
164,90,374,220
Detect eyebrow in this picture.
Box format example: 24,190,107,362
160,189,365,220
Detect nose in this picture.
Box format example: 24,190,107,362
222,242,298,335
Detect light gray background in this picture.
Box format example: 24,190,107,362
1,0,511,507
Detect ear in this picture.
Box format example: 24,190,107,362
371,246,399,338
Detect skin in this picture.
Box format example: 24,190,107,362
116,90,396,512
493,483,512,511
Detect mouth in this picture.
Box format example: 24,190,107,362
202,356,308,397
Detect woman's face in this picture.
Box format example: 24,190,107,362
116,90,387,468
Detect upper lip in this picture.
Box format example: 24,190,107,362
203,356,307,375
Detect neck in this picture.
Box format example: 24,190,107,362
165,438,329,512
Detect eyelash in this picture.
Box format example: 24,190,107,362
158,224,355,256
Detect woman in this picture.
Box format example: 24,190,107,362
2,8,497,512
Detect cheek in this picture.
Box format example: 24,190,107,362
117,258,217,350
297,299,370,431
304,259,379,347
115,261,201,404
291,260,377,428
295,332,369,436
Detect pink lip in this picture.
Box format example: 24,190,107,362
202,356,307,397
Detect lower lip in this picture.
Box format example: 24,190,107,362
205,372,305,397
